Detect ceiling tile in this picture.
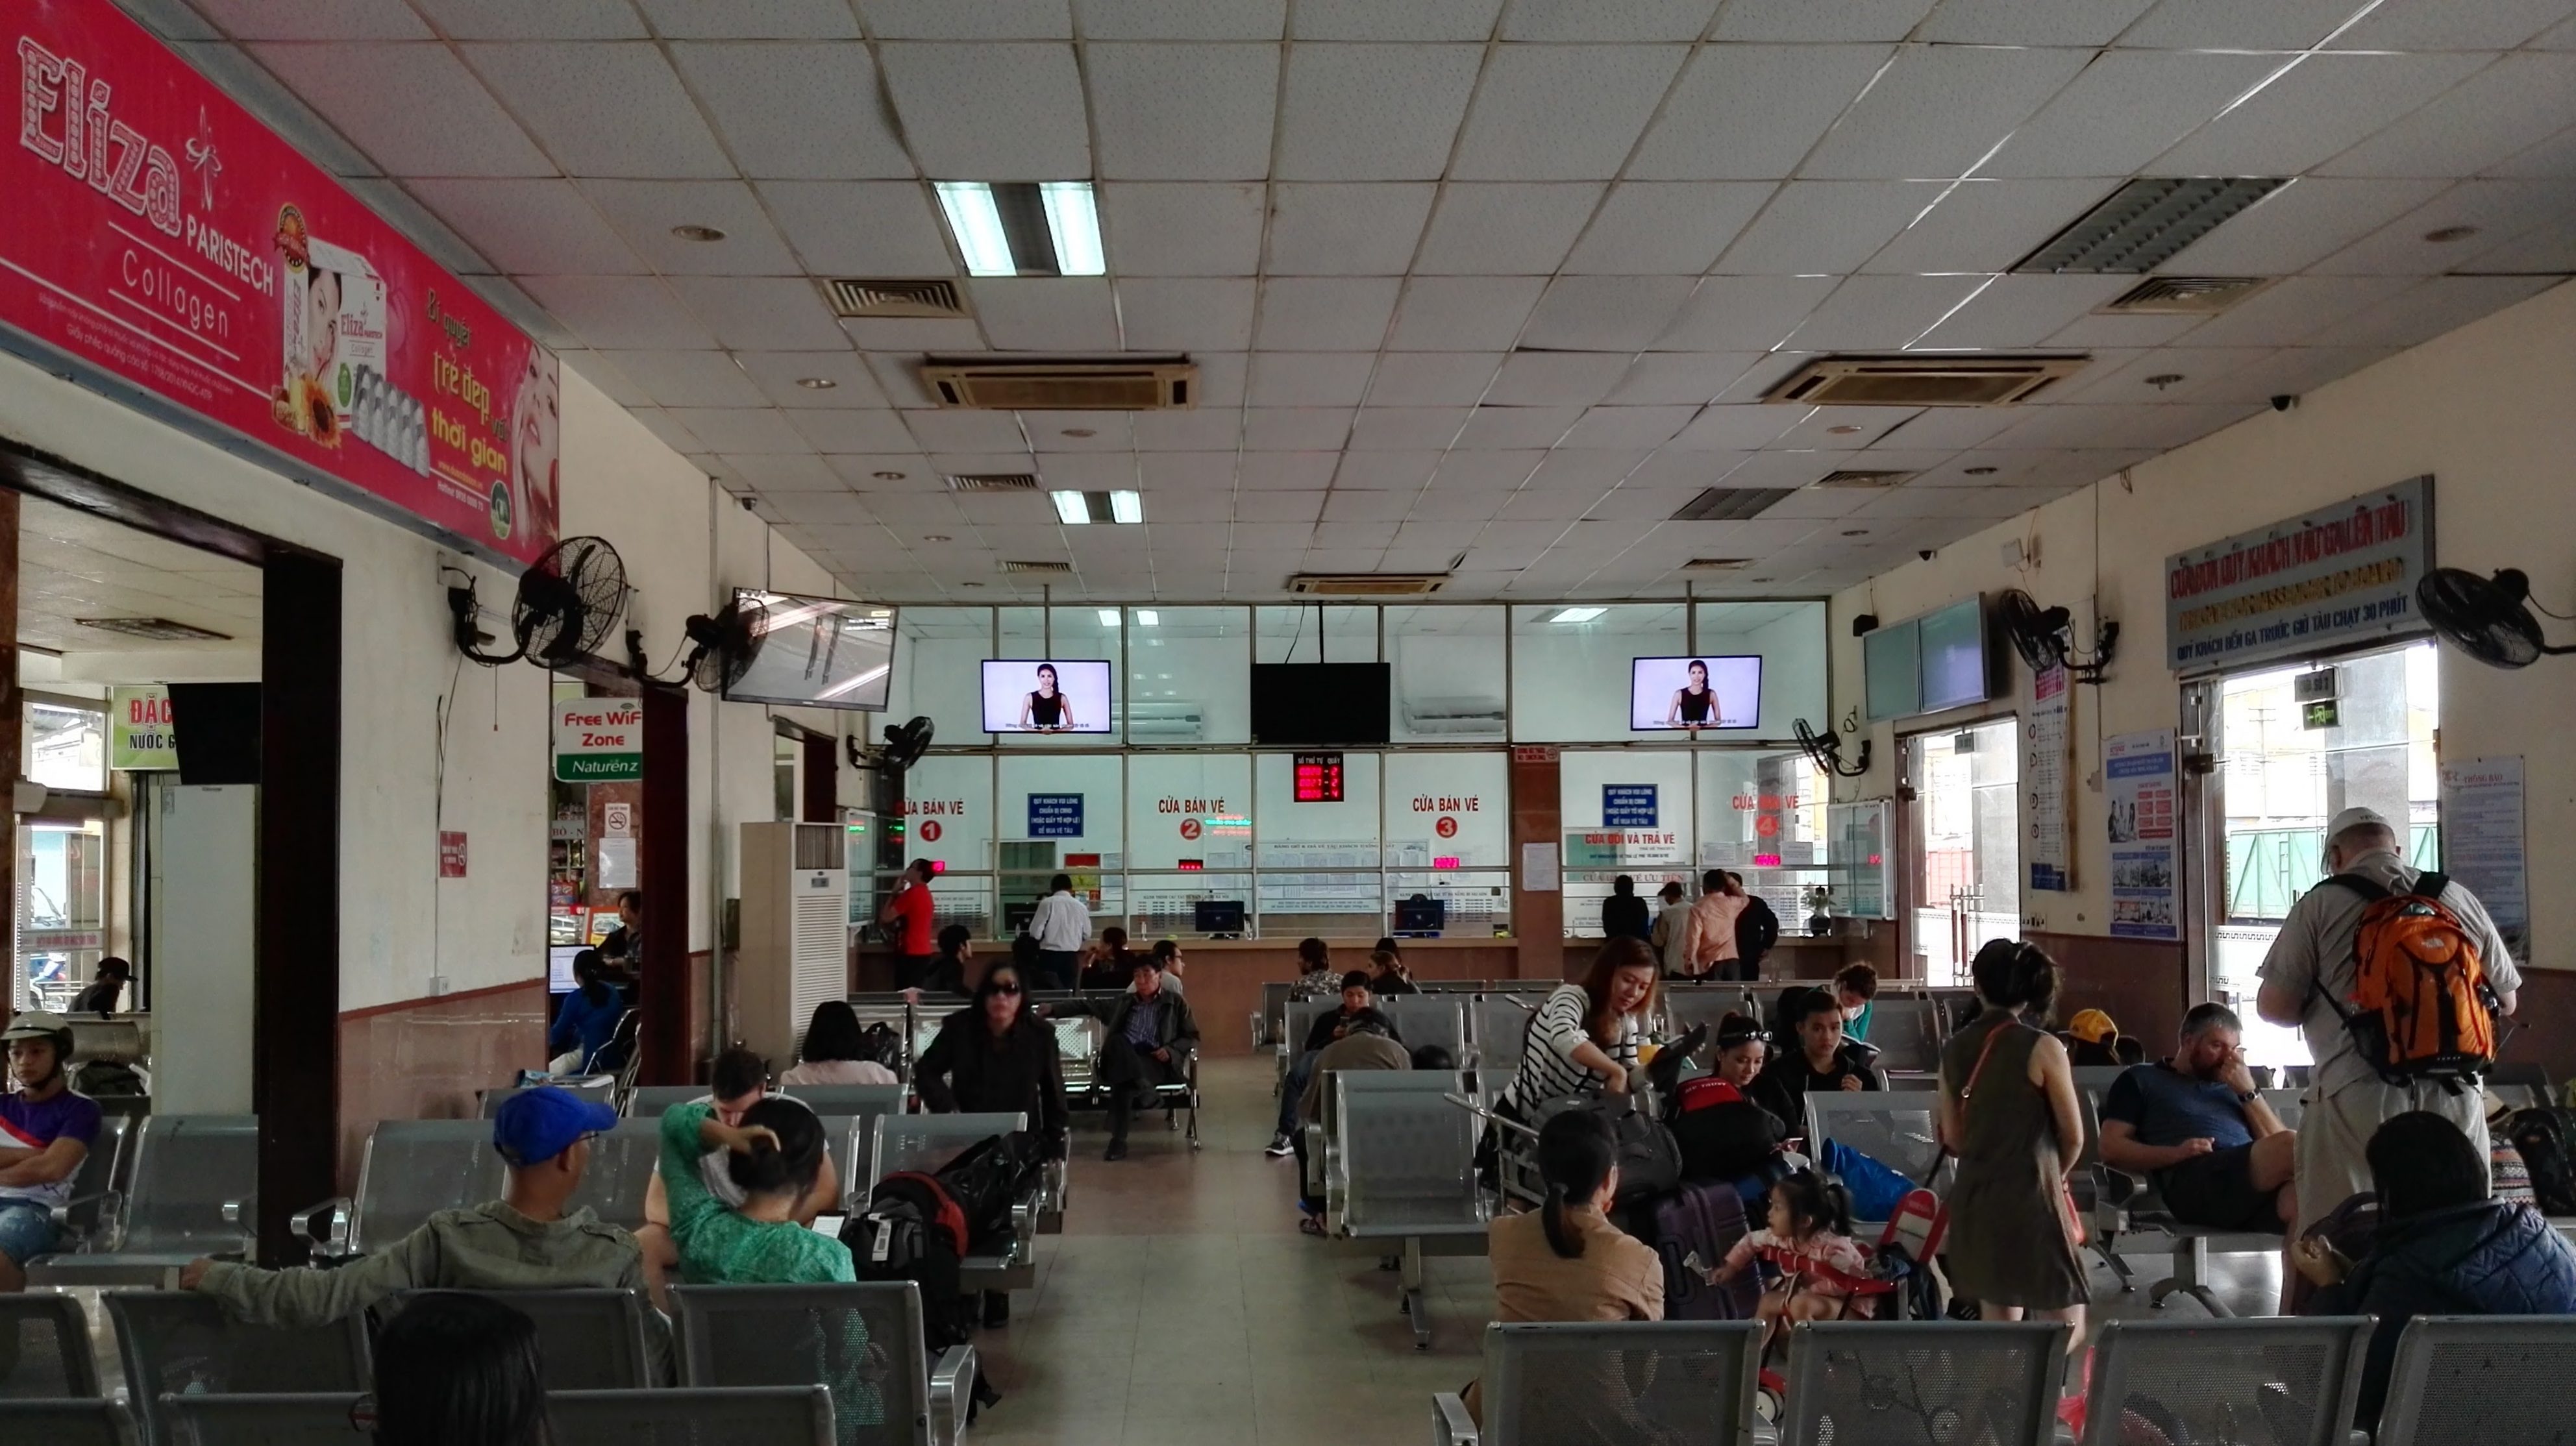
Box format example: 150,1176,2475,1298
824,452,937,487
847,319,985,358
856,0,1072,38
246,43,551,177
1407,489,1510,521
193,0,428,38
1518,276,1698,351
2118,0,2376,49
460,42,735,177
759,181,956,275
1243,409,1356,449
1426,450,1546,489
1348,408,1475,450
1628,45,1894,180
1289,0,1504,40
1713,0,1937,40
1256,277,1403,350
666,406,813,451
1869,406,2021,450
1917,0,2155,43
1098,183,1266,276
903,410,1032,452
2298,274,2557,349
1322,491,1415,522
668,42,915,179
410,0,647,38
1485,353,1631,409
790,410,921,452
1117,278,1259,350
1524,448,1654,490
1415,184,1607,274
2159,177,2450,275
1912,273,2135,348
1387,276,1550,350
2153,53,2497,177
1367,354,1505,408
1087,44,1280,179
1864,178,2118,275
2319,53,2576,179
1666,406,1800,451
1267,185,1438,275
1033,453,1141,488
634,408,701,458
1500,0,1718,39
2312,179,2576,275
633,0,858,37
2486,125,2576,177
1455,406,1583,448
665,277,849,350
2131,275,2408,349
578,178,802,274
2462,216,2576,271
520,275,715,349
1131,411,1245,451
1651,275,1837,349
1250,353,1378,408
2323,0,2576,49
1239,454,1341,490
1072,0,1284,38
966,278,1122,349
1983,50,2283,180
1604,352,1761,405
1579,485,1708,521
2044,308,2207,349
1450,45,1689,180
723,454,844,490
405,178,645,273
1801,45,2094,181
1494,490,1596,522
1334,452,1442,489
1713,181,1942,274
556,350,649,408
606,350,767,406
1275,44,1483,180
877,43,1091,178
1562,182,1775,274
1785,274,1988,349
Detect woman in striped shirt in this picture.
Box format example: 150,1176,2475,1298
1506,938,1661,1112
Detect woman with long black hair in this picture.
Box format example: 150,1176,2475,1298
913,959,1067,1327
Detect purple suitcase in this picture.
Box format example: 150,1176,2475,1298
1641,1180,1760,1320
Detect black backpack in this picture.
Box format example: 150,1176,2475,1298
933,1133,1046,1253
845,1175,974,1350
854,1022,906,1072
2509,1107,2576,1217
1534,1095,1681,1203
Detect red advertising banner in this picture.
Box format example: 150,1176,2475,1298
2,0,560,564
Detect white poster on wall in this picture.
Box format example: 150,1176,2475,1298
1520,841,1559,893
2438,756,2527,959
2106,729,2178,940
2025,663,2072,892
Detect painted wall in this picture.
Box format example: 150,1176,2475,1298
1828,278,2576,968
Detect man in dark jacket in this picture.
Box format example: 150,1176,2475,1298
1078,957,1200,1161
2301,1110,2576,1432
1600,875,1652,944
1725,872,1779,979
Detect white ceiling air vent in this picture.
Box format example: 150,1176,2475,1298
1816,470,1913,489
2099,275,2277,315
945,474,1040,493
921,358,1196,410
1672,488,1790,521
1682,558,1753,571
2014,177,2286,275
1126,699,1206,742
1763,356,2088,407
823,278,968,319
77,617,232,641
1402,695,1505,735
1000,559,1074,575
1288,573,1448,597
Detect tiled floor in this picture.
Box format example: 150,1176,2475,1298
965,1059,2290,1446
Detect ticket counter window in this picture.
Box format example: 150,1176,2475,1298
1907,719,2020,986
2207,641,2438,1069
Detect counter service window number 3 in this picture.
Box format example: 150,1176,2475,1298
1293,752,1346,803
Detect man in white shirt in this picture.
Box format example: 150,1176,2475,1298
1027,874,1090,991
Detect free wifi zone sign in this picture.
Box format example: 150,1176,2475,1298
555,699,642,781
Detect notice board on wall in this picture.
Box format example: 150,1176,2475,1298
2025,663,2072,892
2439,757,2527,959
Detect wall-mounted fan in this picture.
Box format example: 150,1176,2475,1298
880,716,935,771
1996,587,2118,684
678,596,765,694
447,535,628,668
1794,717,1871,778
2418,568,2576,669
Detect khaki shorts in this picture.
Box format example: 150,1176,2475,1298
2294,1076,2488,1234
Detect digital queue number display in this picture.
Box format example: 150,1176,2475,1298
1292,751,1346,803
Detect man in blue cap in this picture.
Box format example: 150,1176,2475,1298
181,1086,660,1371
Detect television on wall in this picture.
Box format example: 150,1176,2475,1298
980,659,1114,734
1917,596,1992,713
1863,620,1922,722
1628,656,1761,731
721,591,897,711
1248,663,1391,745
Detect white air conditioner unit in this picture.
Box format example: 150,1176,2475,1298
1125,698,1206,741
1401,695,1505,735
737,821,848,1069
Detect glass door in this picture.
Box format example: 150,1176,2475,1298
1907,718,2021,985
19,818,108,1011
2205,640,2439,1067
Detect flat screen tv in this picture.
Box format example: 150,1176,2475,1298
722,591,897,711
981,659,1113,733
1918,596,1992,713
1249,662,1391,746
1628,655,1761,731
1863,619,1922,722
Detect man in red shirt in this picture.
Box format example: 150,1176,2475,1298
880,858,939,988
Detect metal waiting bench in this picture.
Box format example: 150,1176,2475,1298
2377,1315,2576,1445
1049,1007,1203,1149
1433,1319,1765,1446
1380,994,1468,1068
480,1076,617,1118
2089,1087,2305,1316
1314,1070,1468,1225
1802,1090,1949,1231
0,1293,101,1397
0,1401,127,1446
1781,1320,2071,1446
1335,1073,1489,1350
153,1387,837,1446
672,1281,975,1446
29,1114,258,1286
299,1119,501,1260
106,1291,371,1446
1468,993,1535,1105
2079,1316,2371,1446
872,1111,1039,1293
378,1289,657,1391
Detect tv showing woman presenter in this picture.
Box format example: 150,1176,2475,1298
980,659,1113,733
1630,656,1762,730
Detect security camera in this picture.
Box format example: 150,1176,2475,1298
2270,394,2299,412
1917,549,1937,561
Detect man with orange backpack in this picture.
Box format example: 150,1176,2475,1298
2256,807,2521,1236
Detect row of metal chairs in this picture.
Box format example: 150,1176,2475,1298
1433,1311,2557,1446
23,1114,255,1286
18,1387,836,1446
0,1281,973,1446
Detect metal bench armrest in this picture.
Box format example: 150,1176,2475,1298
47,1185,123,1237
295,1197,353,1258
930,1343,978,1446
1432,1391,1480,1446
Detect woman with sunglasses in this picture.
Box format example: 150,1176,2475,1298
913,959,1068,1326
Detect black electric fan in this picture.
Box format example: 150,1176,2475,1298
2418,568,2576,669
1996,587,2118,683
448,535,628,668
1794,717,1871,778
881,716,935,770
678,596,767,694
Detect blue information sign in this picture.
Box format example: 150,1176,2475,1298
1027,793,1085,839
1602,785,1659,829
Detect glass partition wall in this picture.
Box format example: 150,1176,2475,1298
873,601,1829,940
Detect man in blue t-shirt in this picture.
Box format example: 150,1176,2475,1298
2099,1003,2297,1235
0,1012,104,1292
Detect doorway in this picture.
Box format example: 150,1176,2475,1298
1907,717,2021,985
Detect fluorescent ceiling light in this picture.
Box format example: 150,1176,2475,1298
1040,181,1105,276
1097,607,1122,626
932,182,1013,277
1135,609,1159,626
1050,490,1090,526
1552,606,1607,623
1109,490,1145,525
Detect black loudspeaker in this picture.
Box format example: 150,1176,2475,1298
169,682,262,786
1851,613,1879,637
